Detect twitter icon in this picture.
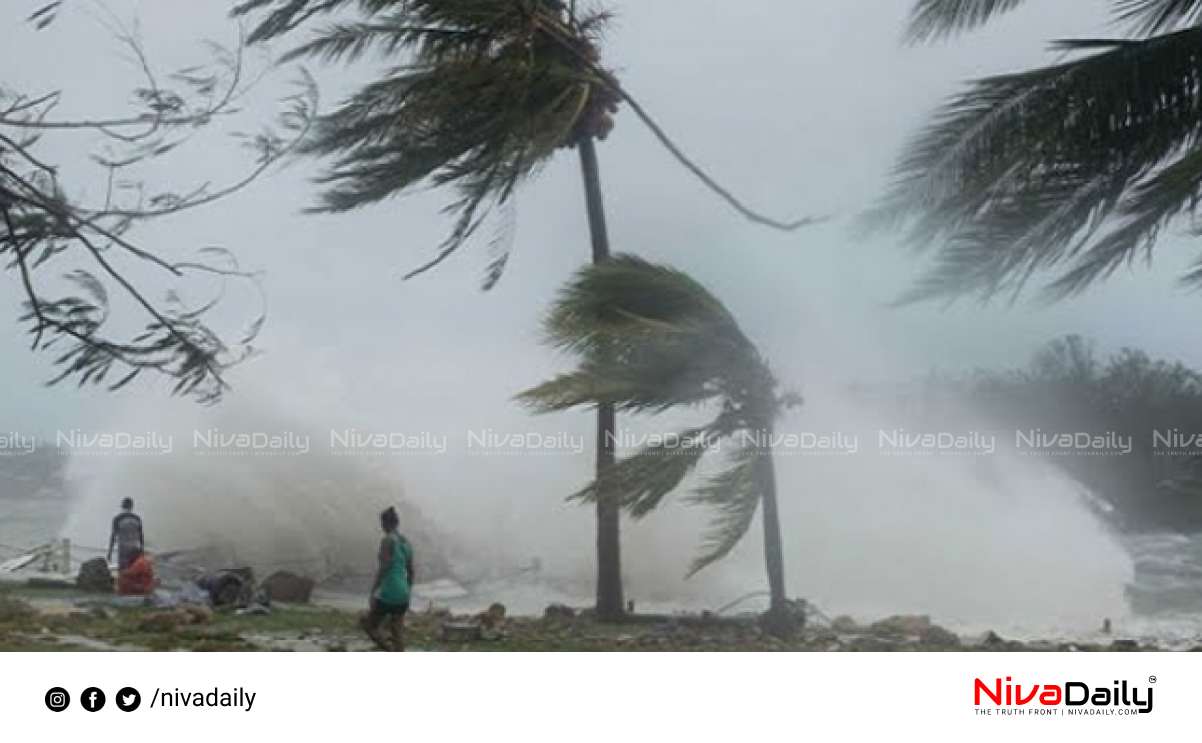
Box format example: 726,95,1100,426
115,687,141,712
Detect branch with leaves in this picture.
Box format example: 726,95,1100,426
1,6,317,401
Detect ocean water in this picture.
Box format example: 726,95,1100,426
0,493,69,559
3,475,1202,648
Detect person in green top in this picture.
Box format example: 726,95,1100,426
361,506,414,651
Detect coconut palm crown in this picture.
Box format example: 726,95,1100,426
234,0,812,288
518,255,797,596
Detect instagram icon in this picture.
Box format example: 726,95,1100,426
44,687,70,712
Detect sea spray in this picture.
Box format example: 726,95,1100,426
59,403,455,582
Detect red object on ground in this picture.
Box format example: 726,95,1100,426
116,554,155,596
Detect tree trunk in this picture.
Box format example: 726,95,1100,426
578,135,624,620
760,445,787,615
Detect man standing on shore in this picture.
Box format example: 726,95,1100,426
107,498,144,571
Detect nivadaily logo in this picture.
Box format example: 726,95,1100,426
974,676,1154,716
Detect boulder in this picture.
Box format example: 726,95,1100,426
869,614,931,637
262,571,315,604
544,603,576,620
75,557,114,593
919,624,961,647
199,568,255,608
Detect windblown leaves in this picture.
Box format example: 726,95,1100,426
235,0,617,288
906,0,1202,43
906,0,1033,43
1,18,302,401
518,255,793,575
876,24,1202,301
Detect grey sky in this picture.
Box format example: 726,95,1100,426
3,0,1177,619
3,0,1197,436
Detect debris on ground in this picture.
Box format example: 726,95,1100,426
544,603,576,620
1,580,1175,652
198,568,256,608
441,621,483,642
27,577,75,590
75,558,113,593
476,602,506,629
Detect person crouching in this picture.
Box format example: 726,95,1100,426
116,548,156,596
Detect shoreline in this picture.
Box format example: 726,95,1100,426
1,583,1187,652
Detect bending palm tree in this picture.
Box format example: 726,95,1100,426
876,0,1202,302
518,255,800,626
234,0,814,619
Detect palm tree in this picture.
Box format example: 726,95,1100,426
518,255,800,628
234,0,813,620
875,0,1202,303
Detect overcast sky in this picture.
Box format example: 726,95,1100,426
5,0,1179,616
4,0,1198,436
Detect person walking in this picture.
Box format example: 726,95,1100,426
361,506,414,651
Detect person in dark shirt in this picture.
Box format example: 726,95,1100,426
107,497,144,570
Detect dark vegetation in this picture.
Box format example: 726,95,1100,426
895,334,1202,531
1,5,318,402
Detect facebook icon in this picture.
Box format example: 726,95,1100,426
81,687,106,712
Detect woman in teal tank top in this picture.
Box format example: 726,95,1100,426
362,506,414,651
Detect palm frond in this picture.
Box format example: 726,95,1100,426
568,426,718,518
233,1,415,45
234,0,613,287
906,0,1033,44
1114,0,1202,35
277,18,490,65
875,27,1202,301
522,256,791,576
523,254,778,414
685,445,768,576
236,0,819,287
1049,145,1202,296
542,254,742,355
517,358,722,414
